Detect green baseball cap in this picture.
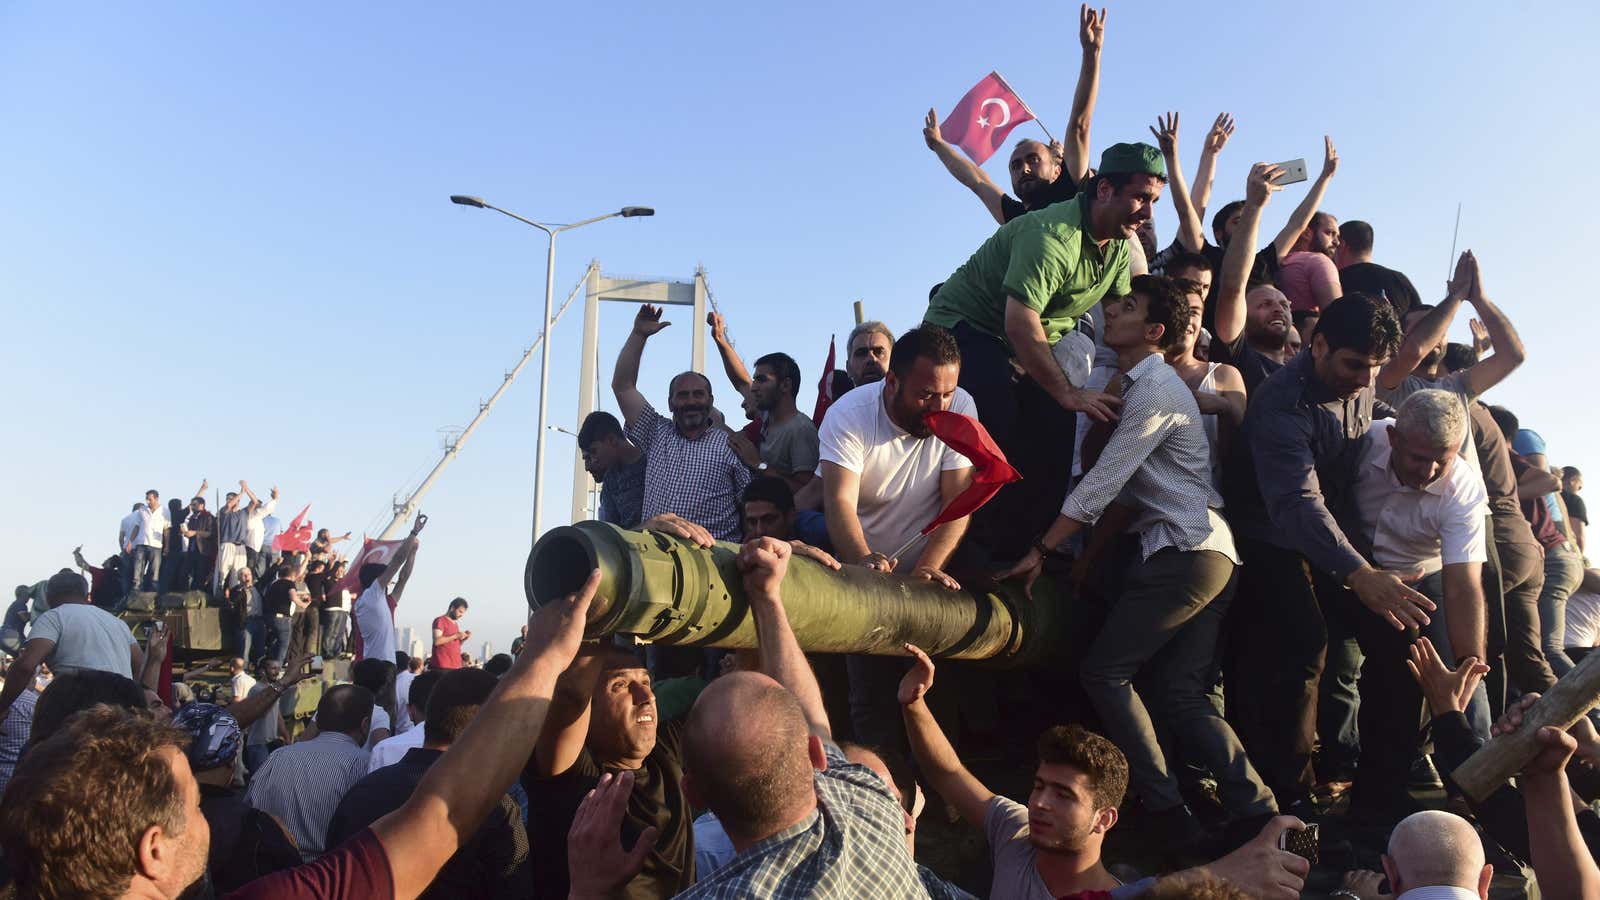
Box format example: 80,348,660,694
1097,142,1166,179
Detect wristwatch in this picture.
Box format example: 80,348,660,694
1031,538,1059,559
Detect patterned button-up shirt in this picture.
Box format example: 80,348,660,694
677,743,927,899
627,402,750,541
1063,353,1238,563
245,730,370,860
0,686,39,796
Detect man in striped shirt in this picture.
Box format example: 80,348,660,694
245,684,374,860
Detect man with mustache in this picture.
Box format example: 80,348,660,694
614,304,752,541
922,143,1164,560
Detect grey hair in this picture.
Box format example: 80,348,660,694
1395,389,1467,449
847,321,894,352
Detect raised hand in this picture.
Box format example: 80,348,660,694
897,643,936,705
1047,139,1064,162
199,479,209,492
1204,113,1236,154
410,512,428,537
1148,111,1179,157
1465,250,1485,303
528,568,600,666
1078,3,1106,51
1247,162,1285,207
706,310,728,343
1320,135,1339,179
736,537,791,600
632,304,670,338
1405,637,1489,717
1447,250,1474,301
1469,318,1492,353
568,771,659,897
281,655,316,687
923,108,943,150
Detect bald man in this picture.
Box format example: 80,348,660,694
676,537,927,898
1383,810,1491,899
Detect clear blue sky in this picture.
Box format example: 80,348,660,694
5,1,1596,648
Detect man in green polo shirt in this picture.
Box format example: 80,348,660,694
923,142,1166,560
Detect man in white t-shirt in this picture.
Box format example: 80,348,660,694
353,515,426,663
229,656,257,703
1353,389,1492,737
393,655,422,734
817,325,976,754
0,571,142,728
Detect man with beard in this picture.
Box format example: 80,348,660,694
922,5,1105,225
1276,211,1343,312
847,320,894,386
614,304,752,541
579,411,646,529
923,143,1165,559
1211,164,1299,394
748,351,819,491
818,325,976,755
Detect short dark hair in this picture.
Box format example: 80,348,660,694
424,668,499,745
830,369,854,398
359,562,388,591
1130,274,1190,352
408,668,444,718
316,683,376,735
838,741,916,813
1442,342,1478,373
145,489,159,499
448,597,469,613
1488,405,1520,442
350,658,395,697
1565,466,1583,480
888,325,960,380
1036,724,1129,810
484,653,515,677
668,370,712,396
1163,250,1212,276
754,352,802,399
741,476,795,514
30,671,149,746
1313,293,1402,358
45,570,89,605
1292,308,1320,330
1211,200,1245,241
0,707,191,899
1339,220,1375,255
578,410,626,448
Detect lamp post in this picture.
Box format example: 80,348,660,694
450,195,654,544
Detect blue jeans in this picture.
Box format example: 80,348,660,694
1539,542,1586,679
244,743,272,775
244,616,267,665
270,615,293,664
130,544,161,593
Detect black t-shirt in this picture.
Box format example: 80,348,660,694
1338,261,1421,317
264,580,296,617
998,172,1081,222
1471,401,1537,547
1209,333,1285,396
3,597,29,634
522,720,692,899
201,783,302,894
1149,240,1281,335
1566,491,1589,526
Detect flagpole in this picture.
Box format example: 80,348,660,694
991,71,1055,145
1447,202,1463,279
887,532,924,566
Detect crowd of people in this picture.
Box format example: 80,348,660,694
4,4,1600,897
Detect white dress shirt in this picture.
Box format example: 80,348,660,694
367,722,427,772
246,498,277,551
131,506,167,549
1354,420,1489,576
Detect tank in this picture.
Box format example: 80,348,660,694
524,521,1067,664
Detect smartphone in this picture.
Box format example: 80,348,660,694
1270,158,1308,185
1277,822,1319,864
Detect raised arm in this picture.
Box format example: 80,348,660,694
612,305,669,426
229,656,314,731
372,572,595,898
1271,136,1339,260
1521,725,1600,898
706,312,753,394
1191,113,1235,218
239,480,260,511
898,643,994,829
739,537,830,739
1061,4,1106,185
1379,252,1472,390
139,625,168,694
1150,112,1203,252
1214,164,1280,346
1459,255,1526,397
923,108,1007,225
192,478,209,503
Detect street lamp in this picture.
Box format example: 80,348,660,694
451,195,654,544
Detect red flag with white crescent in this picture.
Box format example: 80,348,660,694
940,72,1036,165
272,505,315,554
340,537,407,659
812,335,837,422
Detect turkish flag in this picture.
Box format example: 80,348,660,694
272,505,314,554
916,409,1021,534
812,335,837,423
940,72,1036,165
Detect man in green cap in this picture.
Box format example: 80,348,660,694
923,141,1166,561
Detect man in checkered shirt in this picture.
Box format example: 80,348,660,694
613,304,752,541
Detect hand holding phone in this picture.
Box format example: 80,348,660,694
1269,158,1308,186
1276,822,1319,864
